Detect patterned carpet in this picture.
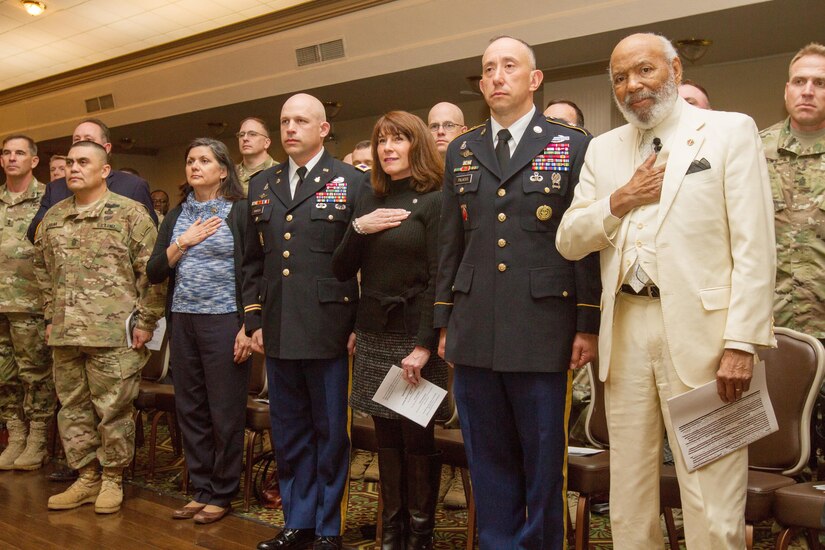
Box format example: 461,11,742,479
126,417,816,549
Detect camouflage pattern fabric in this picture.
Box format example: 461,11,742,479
52,345,147,469
761,118,825,338
0,179,54,423
0,313,54,422
236,155,276,194
33,190,165,347
0,179,46,313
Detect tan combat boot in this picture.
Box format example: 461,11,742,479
14,420,49,470
48,465,101,510
95,468,123,514
0,417,28,470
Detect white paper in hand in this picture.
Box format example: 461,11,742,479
372,365,447,427
667,360,778,472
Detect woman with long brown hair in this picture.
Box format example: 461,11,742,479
333,111,449,550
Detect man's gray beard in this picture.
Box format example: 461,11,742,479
614,78,678,130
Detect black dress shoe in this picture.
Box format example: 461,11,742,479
257,528,315,550
48,466,79,482
313,536,342,549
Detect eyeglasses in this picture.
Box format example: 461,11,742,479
236,130,269,139
428,122,461,133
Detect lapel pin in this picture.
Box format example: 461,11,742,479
314,176,321,182
687,139,694,146
533,126,542,134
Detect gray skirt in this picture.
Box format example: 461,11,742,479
350,330,451,421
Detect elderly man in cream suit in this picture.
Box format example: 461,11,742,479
556,33,776,549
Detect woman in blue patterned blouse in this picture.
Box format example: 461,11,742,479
147,137,252,524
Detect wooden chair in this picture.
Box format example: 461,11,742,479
566,363,610,550
242,352,271,511
661,327,825,549
773,481,825,549
130,331,179,480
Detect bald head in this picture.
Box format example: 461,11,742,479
280,93,330,165
609,33,682,129
282,93,327,122
428,102,467,154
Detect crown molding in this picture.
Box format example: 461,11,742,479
0,0,395,106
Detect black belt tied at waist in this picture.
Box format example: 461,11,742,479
361,284,427,332
619,284,660,298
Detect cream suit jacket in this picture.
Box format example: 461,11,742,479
556,99,776,388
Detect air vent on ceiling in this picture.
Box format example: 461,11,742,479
85,94,115,113
295,39,345,67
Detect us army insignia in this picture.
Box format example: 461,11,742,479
536,205,553,221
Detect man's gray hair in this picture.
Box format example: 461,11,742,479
608,33,679,81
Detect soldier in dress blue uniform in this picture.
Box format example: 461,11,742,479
244,93,369,550
434,36,601,549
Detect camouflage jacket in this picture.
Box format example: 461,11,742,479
236,155,276,194
34,190,165,347
761,118,825,338
0,178,45,313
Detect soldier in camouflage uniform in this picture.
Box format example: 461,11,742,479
0,135,55,471
34,140,164,514
761,42,825,468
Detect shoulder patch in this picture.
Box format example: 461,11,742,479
456,122,485,139
354,164,370,173
545,117,590,136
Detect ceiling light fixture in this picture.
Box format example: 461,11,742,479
21,1,47,16
673,38,712,64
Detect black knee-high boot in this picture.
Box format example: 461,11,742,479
405,451,441,550
379,448,407,550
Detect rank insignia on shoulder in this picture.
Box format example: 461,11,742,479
551,135,570,143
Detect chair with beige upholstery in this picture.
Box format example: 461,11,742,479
566,363,610,550
661,327,825,549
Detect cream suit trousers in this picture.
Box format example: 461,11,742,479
606,293,748,549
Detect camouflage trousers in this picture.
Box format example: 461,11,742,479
53,345,148,469
0,312,55,422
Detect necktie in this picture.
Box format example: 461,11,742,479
638,130,654,159
495,129,512,174
296,166,307,187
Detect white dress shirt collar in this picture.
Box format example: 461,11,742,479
491,105,536,155
288,147,325,198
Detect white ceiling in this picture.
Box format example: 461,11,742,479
0,0,308,91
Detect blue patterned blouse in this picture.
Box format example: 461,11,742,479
170,194,236,314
